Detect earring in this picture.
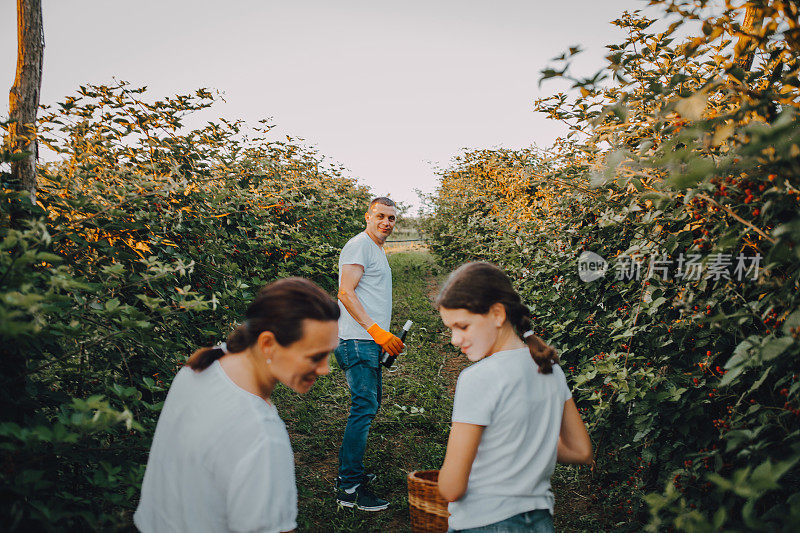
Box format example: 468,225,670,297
266,358,272,364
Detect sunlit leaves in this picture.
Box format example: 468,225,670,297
427,1,800,531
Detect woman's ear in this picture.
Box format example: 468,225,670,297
256,330,277,354
489,302,507,327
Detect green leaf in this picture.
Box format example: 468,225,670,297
712,508,727,529
647,296,667,315
772,219,800,241
749,367,772,393
749,456,800,494
718,364,744,387
725,337,758,369
761,336,795,361
671,158,715,188
783,310,800,336
708,472,734,492
35,252,63,263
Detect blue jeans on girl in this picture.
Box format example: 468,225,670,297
448,509,555,533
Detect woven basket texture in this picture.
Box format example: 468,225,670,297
407,470,450,533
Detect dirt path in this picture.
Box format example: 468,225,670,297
274,250,464,532
279,250,596,532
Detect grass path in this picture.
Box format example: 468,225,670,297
273,250,598,532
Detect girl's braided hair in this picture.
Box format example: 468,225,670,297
436,262,559,373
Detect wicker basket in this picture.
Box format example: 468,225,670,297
407,470,450,533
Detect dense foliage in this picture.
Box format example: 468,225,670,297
0,82,370,530
422,1,800,530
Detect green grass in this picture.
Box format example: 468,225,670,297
272,250,603,532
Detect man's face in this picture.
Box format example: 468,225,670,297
365,203,397,243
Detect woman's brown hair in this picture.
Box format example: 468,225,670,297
436,262,560,374
187,277,340,371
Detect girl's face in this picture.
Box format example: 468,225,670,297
266,319,338,393
439,304,505,362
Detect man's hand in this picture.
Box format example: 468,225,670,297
367,324,404,356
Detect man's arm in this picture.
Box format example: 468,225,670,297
337,263,403,356
337,264,374,330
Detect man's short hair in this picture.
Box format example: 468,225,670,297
369,197,396,210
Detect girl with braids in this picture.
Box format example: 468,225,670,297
436,262,592,533
134,277,339,533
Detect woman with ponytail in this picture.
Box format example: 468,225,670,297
134,277,339,533
435,262,592,533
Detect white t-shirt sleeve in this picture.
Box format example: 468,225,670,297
226,437,297,533
452,367,499,426
554,365,572,404
339,235,369,268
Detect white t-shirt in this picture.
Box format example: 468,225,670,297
134,361,297,533
337,232,392,340
448,348,572,530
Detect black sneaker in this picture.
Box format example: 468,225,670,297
336,484,390,511
336,472,377,488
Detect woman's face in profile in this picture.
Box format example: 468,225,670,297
270,319,339,393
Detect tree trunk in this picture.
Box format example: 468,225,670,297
734,2,764,72
1,0,43,424
8,0,44,203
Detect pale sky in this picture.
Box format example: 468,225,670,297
1,0,649,212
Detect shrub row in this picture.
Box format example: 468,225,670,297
422,4,800,530
1,82,370,530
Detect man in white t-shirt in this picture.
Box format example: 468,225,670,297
334,197,404,511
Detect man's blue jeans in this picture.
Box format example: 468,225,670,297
334,339,382,489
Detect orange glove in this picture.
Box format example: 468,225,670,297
367,323,404,356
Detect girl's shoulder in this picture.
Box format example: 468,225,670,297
550,363,570,385
456,357,502,391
